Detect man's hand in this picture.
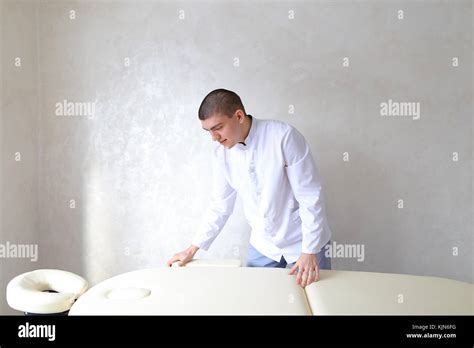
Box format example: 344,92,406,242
288,253,320,288
166,245,199,267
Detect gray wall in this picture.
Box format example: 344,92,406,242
1,0,40,315
1,0,472,314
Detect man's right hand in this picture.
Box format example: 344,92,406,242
166,245,199,267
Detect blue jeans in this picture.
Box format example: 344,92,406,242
246,241,332,270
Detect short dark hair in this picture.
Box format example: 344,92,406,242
198,89,246,120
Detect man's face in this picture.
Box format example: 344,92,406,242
201,111,244,149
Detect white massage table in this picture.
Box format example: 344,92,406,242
7,260,473,315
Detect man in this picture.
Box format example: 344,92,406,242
167,89,332,288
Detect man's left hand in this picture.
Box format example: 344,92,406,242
288,253,319,288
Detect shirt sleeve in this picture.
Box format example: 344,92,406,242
191,151,238,251
282,126,327,254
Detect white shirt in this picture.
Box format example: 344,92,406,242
192,115,332,263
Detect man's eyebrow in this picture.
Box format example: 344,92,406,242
202,123,223,131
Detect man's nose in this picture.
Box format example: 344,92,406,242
210,131,220,141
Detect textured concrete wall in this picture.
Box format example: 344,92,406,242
1,0,471,314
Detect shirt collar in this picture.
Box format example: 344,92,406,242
235,115,256,151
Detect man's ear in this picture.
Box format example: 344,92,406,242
235,110,245,123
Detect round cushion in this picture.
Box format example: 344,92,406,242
6,269,88,314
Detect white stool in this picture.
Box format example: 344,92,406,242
7,269,88,315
